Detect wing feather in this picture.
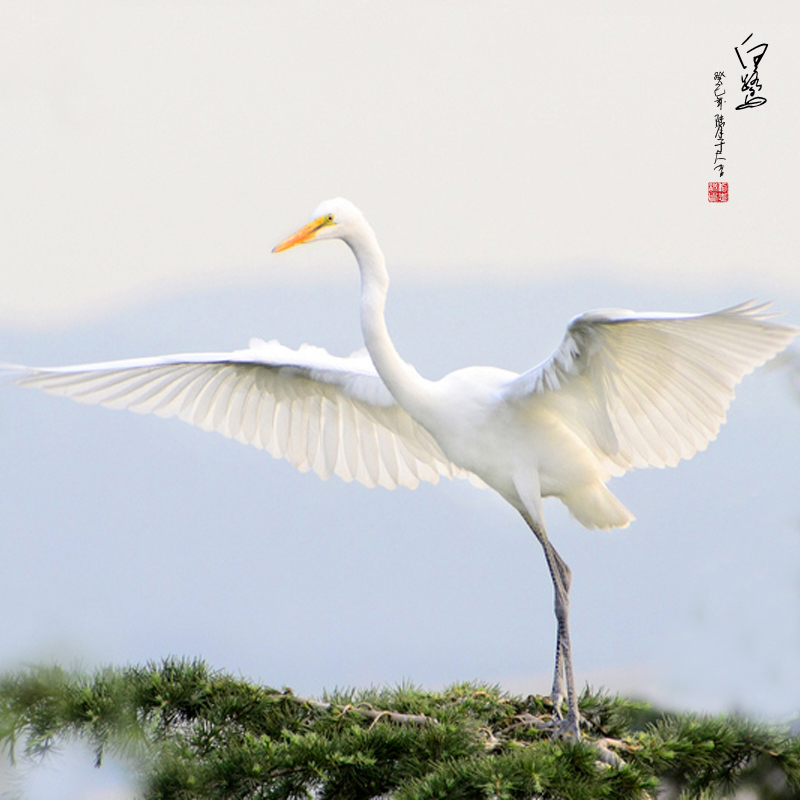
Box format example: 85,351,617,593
506,301,797,475
11,339,476,490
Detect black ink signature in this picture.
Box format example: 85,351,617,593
735,33,767,110
713,113,725,176
713,71,725,109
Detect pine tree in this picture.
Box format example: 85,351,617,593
1,658,798,799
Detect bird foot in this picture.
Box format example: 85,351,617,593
550,718,628,767
506,712,627,767
549,712,581,741
547,694,581,739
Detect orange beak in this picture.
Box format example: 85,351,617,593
272,215,334,253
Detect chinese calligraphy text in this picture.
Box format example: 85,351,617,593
735,33,767,110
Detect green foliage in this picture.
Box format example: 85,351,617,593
0,658,798,799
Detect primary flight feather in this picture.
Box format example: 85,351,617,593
9,198,797,736
13,341,468,490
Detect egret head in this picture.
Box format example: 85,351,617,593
273,198,365,253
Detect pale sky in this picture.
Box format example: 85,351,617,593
2,3,800,328
2,3,800,798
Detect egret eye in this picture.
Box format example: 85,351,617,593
327,214,334,222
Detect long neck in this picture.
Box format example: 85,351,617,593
347,228,435,417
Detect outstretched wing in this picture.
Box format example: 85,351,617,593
10,339,477,490
504,301,798,475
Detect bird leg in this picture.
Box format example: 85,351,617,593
550,544,572,711
521,511,580,739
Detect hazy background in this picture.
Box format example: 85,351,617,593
1,2,799,797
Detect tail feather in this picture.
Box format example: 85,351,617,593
561,483,634,530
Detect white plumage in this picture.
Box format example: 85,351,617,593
14,301,791,526
14,340,467,491
8,198,797,737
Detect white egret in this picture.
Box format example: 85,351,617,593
8,198,798,736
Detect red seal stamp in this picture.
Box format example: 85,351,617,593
708,182,729,202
